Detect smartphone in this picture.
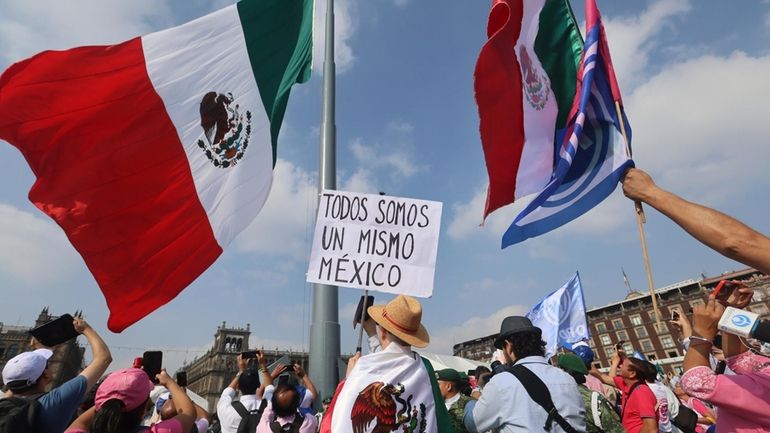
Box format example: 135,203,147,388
353,295,375,328
241,350,257,359
30,313,79,347
142,351,163,383
176,371,187,387
671,310,680,321
713,280,741,306
615,340,626,350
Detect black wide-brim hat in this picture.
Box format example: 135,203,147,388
493,316,541,349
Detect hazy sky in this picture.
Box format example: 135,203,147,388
1,0,770,374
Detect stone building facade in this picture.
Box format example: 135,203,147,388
454,268,770,375
0,308,85,390
180,321,311,412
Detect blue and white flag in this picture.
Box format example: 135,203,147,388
501,0,633,248
526,272,590,358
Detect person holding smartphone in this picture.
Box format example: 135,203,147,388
216,352,271,433
1,316,112,433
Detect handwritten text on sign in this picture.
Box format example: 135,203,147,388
306,190,442,298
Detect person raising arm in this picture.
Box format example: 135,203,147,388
622,167,770,275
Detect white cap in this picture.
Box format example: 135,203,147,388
2,348,54,388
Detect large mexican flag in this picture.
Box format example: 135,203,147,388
0,0,313,332
475,0,582,218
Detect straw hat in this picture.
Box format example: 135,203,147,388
368,295,430,348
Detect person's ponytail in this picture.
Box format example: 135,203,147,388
91,398,148,433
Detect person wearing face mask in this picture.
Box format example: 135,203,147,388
319,295,452,433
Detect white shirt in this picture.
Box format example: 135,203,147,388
464,356,585,433
648,381,674,433
217,387,262,433
445,392,461,411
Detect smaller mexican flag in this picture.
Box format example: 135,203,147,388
475,0,582,218
320,347,452,433
0,0,312,332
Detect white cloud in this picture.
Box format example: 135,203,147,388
392,0,411,8
427,304,528,355
627,51,770,202
603,0,691,91
235,159,317,260
313,0,358,73
765,11,770,29
0,203,81,285
341,168,379,194
344,138,427,194
387,121,414,134
447,186,524,241
0,0,172,64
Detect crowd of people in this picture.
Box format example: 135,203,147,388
1,173,769,432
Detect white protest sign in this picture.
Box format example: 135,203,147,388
306,190,442,298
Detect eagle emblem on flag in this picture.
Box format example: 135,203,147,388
518,46,549,111
350,382,428,433
196,91,252,168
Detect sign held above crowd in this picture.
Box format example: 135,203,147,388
306,190,442,298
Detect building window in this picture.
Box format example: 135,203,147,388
635,326,648,338
623,343,634,354
647,353,658,361
630,315,643,326
654,322,668,333
593,362,602,370
604,347,614,358
690,299,706,309
589,339,596,348
640,339,654,352
612,319,624,330
616,330,628,341
600,334,612,345
667,350,679,358
0,345,5,358
596,322,607,333
649,311,657,322
660,335,675,348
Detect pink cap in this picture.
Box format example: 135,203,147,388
95,368,154,412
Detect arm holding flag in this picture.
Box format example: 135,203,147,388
622,168,770,275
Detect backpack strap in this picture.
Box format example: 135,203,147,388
590,391,602,429
506,364,579,433
231,400,249,418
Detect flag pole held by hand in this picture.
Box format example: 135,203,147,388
615,100,662,329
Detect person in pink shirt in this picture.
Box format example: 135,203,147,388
673,382,715,433
66,368,195,433
680,294,770,433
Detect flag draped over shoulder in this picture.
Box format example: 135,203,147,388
526,272,589,358
475,0,583,219
321,345,452,433
0,0,313,332
500,0,633,247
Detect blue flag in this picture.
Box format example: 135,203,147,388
526,272,590,357
501,0,633,248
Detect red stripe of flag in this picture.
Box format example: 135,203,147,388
474,0,526,219
0,39,221,332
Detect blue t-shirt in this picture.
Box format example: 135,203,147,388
38,375,88,433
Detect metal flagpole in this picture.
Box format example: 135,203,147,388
309,0,341,406
615,101,663,330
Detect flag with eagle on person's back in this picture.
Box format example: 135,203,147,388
320,295,452,433
320,349,452,433
0,0,313,332
475,0,633,248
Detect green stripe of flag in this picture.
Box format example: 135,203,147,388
534,0,583,129
238,0,313,165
